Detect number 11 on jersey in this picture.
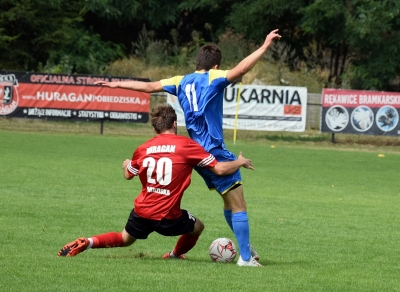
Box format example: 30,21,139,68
185,84,198,112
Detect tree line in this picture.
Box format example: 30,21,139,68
1,0,399,91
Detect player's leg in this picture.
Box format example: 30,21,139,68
194,165,238,237
223,206,259,260
160,210,204,259
223,208,234,231
58,209,142,257
223,210,260,262
171,217,204,256
196,148,261,265
57,230,134,257
222,185,250,259
222,186,262,266
206,148,246,237
89,229,136,249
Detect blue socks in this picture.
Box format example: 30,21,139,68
223,209,233,231
224,210,251,261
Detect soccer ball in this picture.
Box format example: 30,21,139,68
208,237,237,263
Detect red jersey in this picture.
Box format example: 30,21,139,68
126,134,217,220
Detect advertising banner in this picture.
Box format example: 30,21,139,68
321,88,400,136
0,71,150,122
167,84,307,132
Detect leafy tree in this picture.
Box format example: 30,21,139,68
344,0,400,90
301,0,400,90
300,0,349,86
0,0,123,73
85,0,178,27
83,0,182,53
227,0,400,90
1,0,400,89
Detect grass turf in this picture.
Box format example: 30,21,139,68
0,130,399,291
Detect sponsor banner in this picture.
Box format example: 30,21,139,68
321,88,400,136
167,85,307,132
0,71,150,122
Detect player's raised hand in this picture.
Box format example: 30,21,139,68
94,80,119,88
263,29,281,49
238,151,254,170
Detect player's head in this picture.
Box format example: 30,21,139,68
196,44,221,71
150,104,177,134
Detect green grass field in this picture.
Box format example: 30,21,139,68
1,130,399,291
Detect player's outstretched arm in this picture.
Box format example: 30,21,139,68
226,29,281,83
94,80,164,93
210,151,254,176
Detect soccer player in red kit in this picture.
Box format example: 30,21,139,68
58,104,254,259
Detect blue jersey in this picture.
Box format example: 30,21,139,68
161,70,230,152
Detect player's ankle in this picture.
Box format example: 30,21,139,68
87,238,94,249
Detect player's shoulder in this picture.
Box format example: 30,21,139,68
208,69,229,80
160,75,185,87
138,137,156,150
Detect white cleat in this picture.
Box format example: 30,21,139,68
236,255,263,267
250,244,260,261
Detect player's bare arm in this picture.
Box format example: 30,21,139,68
226,29,281,83
94,80,164,93
210,151,254,176
122,159,134,180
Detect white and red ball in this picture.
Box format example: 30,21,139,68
208,237,237,263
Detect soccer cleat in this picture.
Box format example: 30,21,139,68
162,252,186,259
236,255,263,267
250,244,260,261
58,238,89,257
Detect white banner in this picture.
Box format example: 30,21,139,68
167,85,307,132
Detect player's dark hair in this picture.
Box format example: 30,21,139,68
150,104,177,134
195,44,221,70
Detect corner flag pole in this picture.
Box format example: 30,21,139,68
233,82,242,145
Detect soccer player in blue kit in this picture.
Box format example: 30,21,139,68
96,29,281,267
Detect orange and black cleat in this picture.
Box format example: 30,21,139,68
58,238,89,257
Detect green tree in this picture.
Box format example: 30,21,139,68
1,0,400,89
344,0,400,90
85,0,178,27
0,0,123,73
300,0,348,86
228,0,400,90
83,0,182,53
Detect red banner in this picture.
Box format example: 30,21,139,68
322,88,400,108
0,71,150,122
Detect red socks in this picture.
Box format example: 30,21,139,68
89,232,199,256
173,234,199,256
91,232,125,248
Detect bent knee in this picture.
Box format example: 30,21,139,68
122,229,136,246
192,219,205,235
198,220,205,232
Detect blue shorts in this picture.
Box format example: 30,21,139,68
194,146,242,195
